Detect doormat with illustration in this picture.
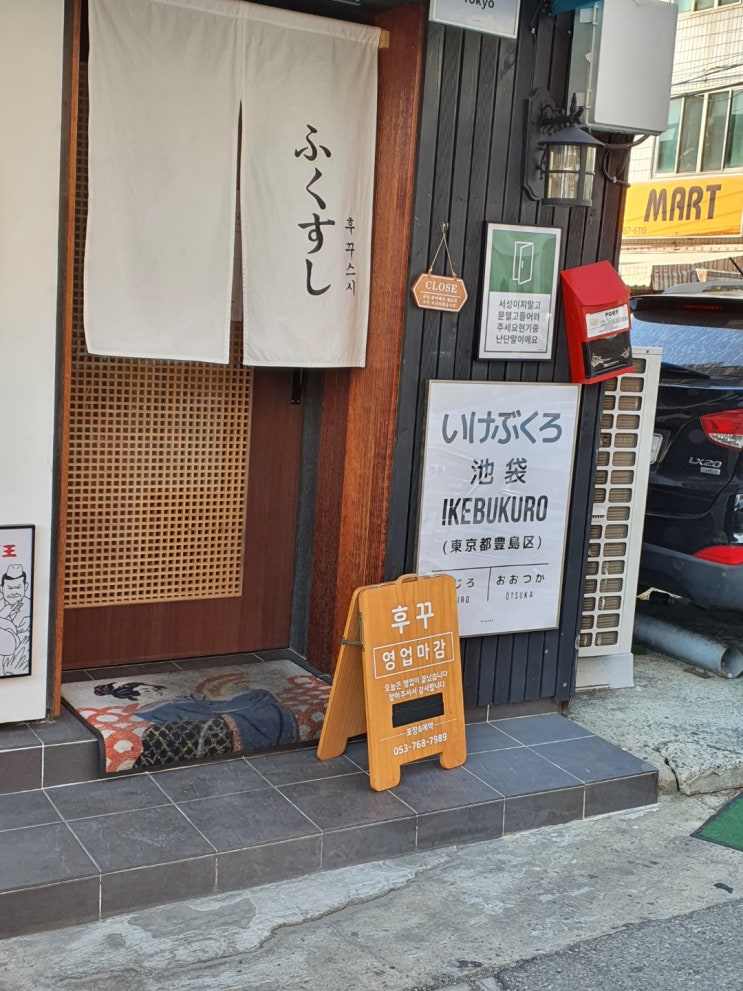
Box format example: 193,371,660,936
693,791,743,853
62,660,331,775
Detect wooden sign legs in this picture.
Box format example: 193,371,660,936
316,588,367,760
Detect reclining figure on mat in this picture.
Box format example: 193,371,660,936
93,680,299,767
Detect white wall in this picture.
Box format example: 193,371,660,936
0,0,65,721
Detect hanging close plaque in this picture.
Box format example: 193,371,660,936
411,273,468,312
411,223,468,314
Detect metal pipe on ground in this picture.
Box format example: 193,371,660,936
633,611,743,679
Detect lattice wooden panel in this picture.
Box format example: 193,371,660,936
65,65,252,608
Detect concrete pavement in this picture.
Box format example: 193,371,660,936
569,648,743,796
484,900,743,991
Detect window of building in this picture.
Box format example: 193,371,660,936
675,0,739,13
656,90,743,173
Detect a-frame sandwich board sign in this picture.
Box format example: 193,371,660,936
317,573,466,791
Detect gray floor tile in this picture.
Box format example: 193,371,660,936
30,706,96,745
217,835,322,892
60,670,94,682
84,661,182,679
391,761,503,813
492,712,594,746
43,740,101,788
46,773,172,820
280,773,415,830
585,772,658,817
0,746,42,795
0,877,100,939
533,736,657,783
101,856,215,916
174,653,256,671
0,724,40,751
252,648,310,666
249,748,359,786
465,746,583,797
150,758,266,802
0,822,98,892
341,739,370,771
465,721,524,753
0,789,61,831
322,818,417,870
178,787,320,851
464,707,489,724
417,800,504,851
504,787,585,834
67,804,214,872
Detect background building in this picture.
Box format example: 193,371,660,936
620,0,743,290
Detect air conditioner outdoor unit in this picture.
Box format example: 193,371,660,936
576,346,661,690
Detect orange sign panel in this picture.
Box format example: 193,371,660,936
317,574,466,791
411,273,468,312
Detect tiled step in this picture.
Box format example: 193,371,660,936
0,713,658,940
0,707,101,794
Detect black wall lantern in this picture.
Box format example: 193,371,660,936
522,88,605,208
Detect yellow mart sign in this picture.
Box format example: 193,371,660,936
317,574,466,791
622,176,743,240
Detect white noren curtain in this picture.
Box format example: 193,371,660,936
85,0,379,367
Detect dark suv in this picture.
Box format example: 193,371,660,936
630,281,743,610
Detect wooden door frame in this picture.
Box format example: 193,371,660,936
306,5,426,673
50,0,81,715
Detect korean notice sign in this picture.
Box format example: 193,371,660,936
478,223,560,361
416,381,580,637
317,574,466,791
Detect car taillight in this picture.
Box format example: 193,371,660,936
700,410,743,450
694,546,743,565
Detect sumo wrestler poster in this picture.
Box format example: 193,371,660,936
0,526,34,678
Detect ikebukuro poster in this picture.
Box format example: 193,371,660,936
416,381,580,637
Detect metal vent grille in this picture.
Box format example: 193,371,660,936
578,350,661,662
64,65,253,609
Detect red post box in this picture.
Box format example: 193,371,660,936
560,260,634,385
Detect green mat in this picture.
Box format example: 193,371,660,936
693,792,743,852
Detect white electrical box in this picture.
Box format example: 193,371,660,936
568,0,678,135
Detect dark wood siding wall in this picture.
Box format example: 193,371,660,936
384,3,628,709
